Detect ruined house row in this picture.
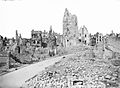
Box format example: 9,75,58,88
13,27,62,50
12,8,105,49
1,8,120,51
30,26,63,48
0,28,61,53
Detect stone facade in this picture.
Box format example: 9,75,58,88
78,25,90,45
15,30,23,46
30,27,62,49
63,8,78,47
0,35,3,51
31,30,42,47
41,30,48,44
48,26,57,49
56,34,63,46
63,8,90,47
89,34,96,46
89,32,104,46
95,32,103,44
47,26,57,56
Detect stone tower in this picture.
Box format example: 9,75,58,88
63,8,78,47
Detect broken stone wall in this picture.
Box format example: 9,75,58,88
63,8,78,47
78,25,90,45
31,30,42,47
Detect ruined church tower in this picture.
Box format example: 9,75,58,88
63,8,78,47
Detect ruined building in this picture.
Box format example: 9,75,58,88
78,25,90,45
63,8,91,47
109,30,115,37
16,30,19,43
89,34,96,46
95,32,103,44
47,26,57,56
0,35,3,51
41,30,48,44
30,27,62,49
63,8,78,47
15,30,23,46
31,30,42,47
11,30,22,53
90,32,103,46
52,31,63,47
56,34,63,47
48,26,57,49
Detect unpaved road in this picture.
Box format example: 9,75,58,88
0,54,74,88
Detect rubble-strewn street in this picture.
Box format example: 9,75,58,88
0,54,74,88
1,5,120,88
21,43,120,88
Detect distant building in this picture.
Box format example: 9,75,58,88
31,30,42,47
63,8,78,47
78,25,90,45
15,30,23,46
47,26,57,48
52,31,63,47
90,32,104,46
56,34,64,47
89,34,95,46
47,26,57,56
41,30,48,43
0,35,3,51
109,30,115,37
117,33,120,37
22,38,31,46
95,32,103,44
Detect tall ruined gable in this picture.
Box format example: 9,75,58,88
63,8,78,39
63,8,79,47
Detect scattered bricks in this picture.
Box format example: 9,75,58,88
112,73,118,77
106,81,119,87
21,45,120,88
104,74,112,80
98,75,105,81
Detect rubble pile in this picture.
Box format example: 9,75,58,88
56,44,90,56
107,37,120,53
21,46,120,88
1,8,120,88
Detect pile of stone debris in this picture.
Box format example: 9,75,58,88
21,46,120,88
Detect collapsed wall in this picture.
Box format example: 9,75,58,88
63,8,78,47
63,8,90,47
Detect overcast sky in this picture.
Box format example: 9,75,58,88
0,0,120,38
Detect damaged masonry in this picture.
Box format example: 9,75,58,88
0,8,120,88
